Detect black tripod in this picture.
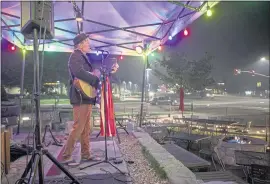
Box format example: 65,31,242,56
17,29,80,184
42,125,63,147
79,51,124,174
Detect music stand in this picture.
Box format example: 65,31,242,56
79,50,125,174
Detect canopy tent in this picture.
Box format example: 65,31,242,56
1,1,219,56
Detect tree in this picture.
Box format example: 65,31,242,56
153,52,215,91
1,51,70,94
187,54,215,91
1,51,34,93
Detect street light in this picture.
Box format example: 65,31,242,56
260,57,269,62
128,81,132,90
261,57,266,61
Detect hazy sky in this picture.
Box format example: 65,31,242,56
170,1,270,92
116,1,270,92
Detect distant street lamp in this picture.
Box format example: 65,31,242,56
261,57,266,61
56,81,60,94
260,57,269,63
134,84,137,92
123,81,126,90
129,81,132,90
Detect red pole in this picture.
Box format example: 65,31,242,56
179,88,184,117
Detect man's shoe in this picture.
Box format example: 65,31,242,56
61,157,73,164
61,158,80,166
81,156,102,162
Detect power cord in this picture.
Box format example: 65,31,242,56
44,167,132,184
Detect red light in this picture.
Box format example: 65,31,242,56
184,29,189,36
158,45,162,51
234,69,241,75
8,44,16,52
234,69,238,75
120,55,123,60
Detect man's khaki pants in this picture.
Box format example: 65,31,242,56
63,104,92,160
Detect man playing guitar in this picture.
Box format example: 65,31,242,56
62,33,118,165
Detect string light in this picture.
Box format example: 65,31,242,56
8,43,16,52
207,8,212,17
184,29,189,36
206,2,212,17
11,45,15,51
135,46,144,54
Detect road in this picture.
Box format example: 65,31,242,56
40,95,269,125
112,96,269,112
113,96,269,126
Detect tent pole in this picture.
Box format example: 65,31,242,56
17,50,26,135
139,55,146,127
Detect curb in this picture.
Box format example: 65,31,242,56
133,127,198,184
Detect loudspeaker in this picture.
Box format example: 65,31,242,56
21,1,54,39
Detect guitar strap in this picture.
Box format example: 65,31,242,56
68,51,94,99
68,50,93,83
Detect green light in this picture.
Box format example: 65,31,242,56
151,53,154,56
207,9,212,17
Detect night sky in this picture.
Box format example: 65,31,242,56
117,1,270,93
1,2,270,93
172,1,270,93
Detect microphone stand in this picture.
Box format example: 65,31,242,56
79,51,124,174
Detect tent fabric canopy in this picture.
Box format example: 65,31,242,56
1,1,218,56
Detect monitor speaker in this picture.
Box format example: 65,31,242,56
21,1,54,39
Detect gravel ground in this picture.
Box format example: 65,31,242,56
119,134,169,184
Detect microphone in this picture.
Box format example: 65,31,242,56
92,48,110,55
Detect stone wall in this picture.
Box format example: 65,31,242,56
134,127,198,184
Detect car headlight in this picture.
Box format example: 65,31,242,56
206,93,210,97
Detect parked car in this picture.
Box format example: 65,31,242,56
150,96,172,105
121,90,131,97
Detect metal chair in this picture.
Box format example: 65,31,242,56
199,136,225,171
250,164,270,184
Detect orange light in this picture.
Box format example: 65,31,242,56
158,45,162,51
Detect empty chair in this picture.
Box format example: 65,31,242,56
250,164,270,184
